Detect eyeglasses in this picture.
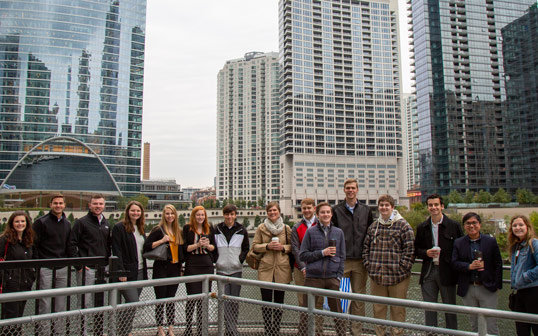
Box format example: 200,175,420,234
464,221,480,226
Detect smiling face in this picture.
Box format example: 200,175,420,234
344,182,358,202
267,206,280,222
511,217,528,241
195,209,206,225
12,215,27,237
164,208,175,225
128,204,142,223
317,205,332,226
464,216,481,239
378,201,394,220
50,197,65,217
89,197,105,217
427,198,444,217
223,211,237,227
301,204,315,221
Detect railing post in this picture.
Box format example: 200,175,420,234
477,314,487,336
217,278,225,336
202,277,210,336
307,292,315,336
108,287,118,336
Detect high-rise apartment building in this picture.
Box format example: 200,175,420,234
502,3,538,193
0,0,146,196
402,93,419,190
216,52,281,202
409,0,535,196
279,0,406,213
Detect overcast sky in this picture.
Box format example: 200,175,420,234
142,0,411,188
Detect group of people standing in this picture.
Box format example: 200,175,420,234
0,178,537,336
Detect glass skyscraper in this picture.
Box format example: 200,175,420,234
279,0,406,214
502,3,538,193
409,0,535,196
0,0,146,195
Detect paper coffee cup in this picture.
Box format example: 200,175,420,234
432,246,441,265
271,237,279,243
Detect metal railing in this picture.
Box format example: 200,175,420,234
1,273,537,336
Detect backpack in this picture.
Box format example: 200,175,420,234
245,245,263,270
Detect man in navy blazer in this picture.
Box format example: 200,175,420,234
452,212,502,335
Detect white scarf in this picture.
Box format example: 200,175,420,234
264,217,284,236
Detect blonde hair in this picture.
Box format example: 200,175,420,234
158,204,183,244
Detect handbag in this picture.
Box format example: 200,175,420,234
142,227,170,261
509,290,517,311
246,245,263,270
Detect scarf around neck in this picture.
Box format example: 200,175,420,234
264,217,285,236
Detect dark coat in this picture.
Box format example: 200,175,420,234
111,221,148,281
68,211,111,260
299,223,346,279
415,215,463,286
332,200,373,260
182,225,218,267
451,233,503,297
0,236,35,292
143,226,183,273
33,211,71,259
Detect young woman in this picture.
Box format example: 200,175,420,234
112,201,148,336
508,215,538,336
143,204,183,336
183,206,217,336
0,211,36,336
252,202,292,336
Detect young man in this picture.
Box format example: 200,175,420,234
363,195,415,336
291,198,317,306
299,202,346,336
68,193,111,334
414,194,463,330
332,178,373,335
215,204,250,336
452,212,502,335
33,194,72,335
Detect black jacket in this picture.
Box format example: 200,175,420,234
451,233,503,297
0,236,35,292
111,221,148,281
415,215,463,285
33,211,71,259
182,225,218,267
332,200,373,260
143,226,183,271
68,211,111,262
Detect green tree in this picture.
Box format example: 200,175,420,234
222,199,228,207
247,201,253,208
284,215,294,227
131,194,149,208
37,210,45,218
242,217,250,228
463,190,475,203
116,196,128,210
473,190,492,204
215,199,221,208
492,188,511,203
516,189,536,205
192,200,196,208
448,190,464,204
257,197,266,208
68,213,75,223
529,211,538,234
108,213,117,226
411,202,425,212
254,215,262,227
178,214,186,226
400,206,429,231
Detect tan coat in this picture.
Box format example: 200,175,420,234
252,223,293,284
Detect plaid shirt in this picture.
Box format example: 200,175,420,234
362,215,415,286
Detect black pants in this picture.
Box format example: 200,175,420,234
260,288,285,336
515,286,538,336
184,264,214,336
152,261,180,327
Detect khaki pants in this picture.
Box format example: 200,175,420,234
298,278,346,336
294,267,306,306
344,259,368,335
370,276,411,336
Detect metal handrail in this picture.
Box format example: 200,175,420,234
0,273,536,336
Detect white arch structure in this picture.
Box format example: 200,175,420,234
0,136,122,195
